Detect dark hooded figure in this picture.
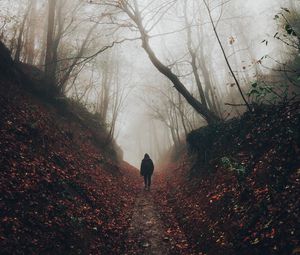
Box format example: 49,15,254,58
140,153,154,190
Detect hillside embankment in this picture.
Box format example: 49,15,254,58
154,102,300,255
0,41,142,254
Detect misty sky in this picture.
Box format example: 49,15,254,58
115,0,289,167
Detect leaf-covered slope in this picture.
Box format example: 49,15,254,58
154,104,300,255
0,68,140,254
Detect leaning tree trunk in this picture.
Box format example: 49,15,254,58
141,34,220,124
124,1,221,125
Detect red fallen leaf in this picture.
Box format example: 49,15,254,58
175,242,188,249
166,228,172,234
243,236,250,242
266,228,276,238
211,195,219,200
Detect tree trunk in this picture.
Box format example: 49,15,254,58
45,0,57,88
100,66,110,123
141,35,220,124
59,24,97,93
178,93,189,136
203,0,251,112
38,16,48,67
14,3,31,62
26,0,38,64
184,0,208,109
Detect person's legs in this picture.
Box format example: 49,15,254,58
147,174,152,189
144,175,147,189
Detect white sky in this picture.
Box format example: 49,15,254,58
115,0,292,167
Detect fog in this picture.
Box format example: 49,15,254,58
0,0,297,167
111,0,293,167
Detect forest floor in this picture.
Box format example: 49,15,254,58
1,73,299,254
126,191,171,255
124,184,192,255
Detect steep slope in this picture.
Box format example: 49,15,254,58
0,42,140,254
154,104,300,255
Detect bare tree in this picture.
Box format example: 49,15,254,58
45,0,57,87
58,23,98,93
24,0,38,64
183,0,208,111
203,0,251,111
143,84,201,150
14,1,32,62
93,0,221,125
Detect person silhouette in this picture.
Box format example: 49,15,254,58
140,153,154,190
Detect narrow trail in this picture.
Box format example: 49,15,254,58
126,191,171,255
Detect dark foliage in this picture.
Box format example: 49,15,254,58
187,103,300,176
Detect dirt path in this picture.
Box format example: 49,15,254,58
126,191,171,255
